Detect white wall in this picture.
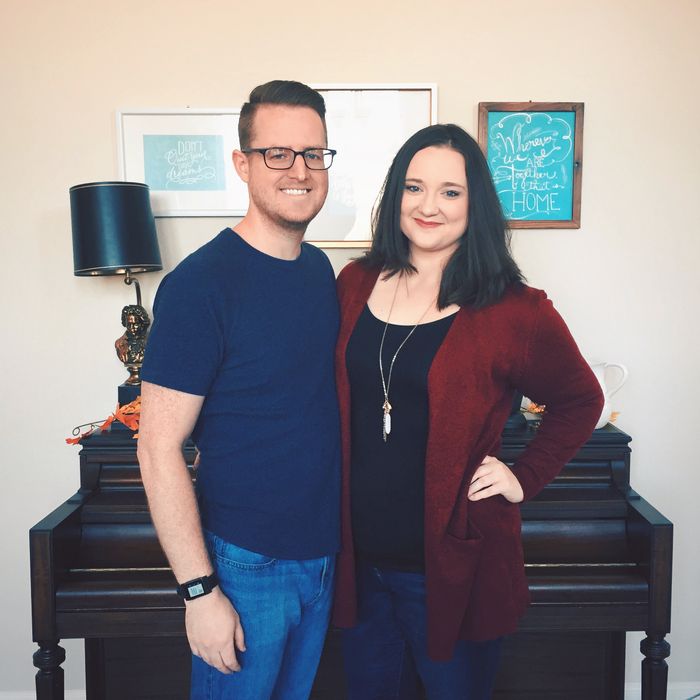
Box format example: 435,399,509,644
2,0,698,693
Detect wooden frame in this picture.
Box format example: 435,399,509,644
117,108,247,217
306,84,437,247
477,102,584,229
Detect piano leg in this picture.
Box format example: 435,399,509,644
33,640,66,700
640,633,671,700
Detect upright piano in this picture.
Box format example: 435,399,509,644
30,423,672,699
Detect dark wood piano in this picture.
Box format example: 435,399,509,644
30,423,672,700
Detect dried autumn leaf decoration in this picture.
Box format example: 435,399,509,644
66,397,141,444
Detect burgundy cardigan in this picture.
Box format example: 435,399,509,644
332,261,604,660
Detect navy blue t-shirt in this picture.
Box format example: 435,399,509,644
141,228,341,559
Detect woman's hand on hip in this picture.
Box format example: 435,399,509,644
468,455,524,504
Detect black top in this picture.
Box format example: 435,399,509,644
346,304,457,570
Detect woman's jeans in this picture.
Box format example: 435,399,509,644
190,530,335,700
342,561,502,700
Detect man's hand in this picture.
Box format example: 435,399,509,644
185,587,246,674
468,455,524,504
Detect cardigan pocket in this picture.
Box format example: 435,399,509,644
439,525,485,586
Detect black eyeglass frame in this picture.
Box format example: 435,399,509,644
241,147,337,171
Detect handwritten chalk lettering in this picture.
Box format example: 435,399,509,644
493,123,562,164
164,141,216,186
177,140,204,156
511,191,561,216
143,134,227,192
487,111,575,220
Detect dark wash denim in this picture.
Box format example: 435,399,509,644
342,561,502,700
190,530,334,700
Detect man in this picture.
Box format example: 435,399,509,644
137,80,340,700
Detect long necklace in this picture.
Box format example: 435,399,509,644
378,276,435,442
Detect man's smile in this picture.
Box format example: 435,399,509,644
281,188,311,196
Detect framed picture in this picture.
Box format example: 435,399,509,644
305,84,438,247
117,108,248,217
477,102,584,229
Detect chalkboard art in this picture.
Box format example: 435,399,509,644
478,102,584,228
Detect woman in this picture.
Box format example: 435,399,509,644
332,124,603,699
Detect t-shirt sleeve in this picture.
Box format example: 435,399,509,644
141,270,225,396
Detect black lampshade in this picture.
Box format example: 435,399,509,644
70,181,162,276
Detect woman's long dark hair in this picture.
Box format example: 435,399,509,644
362,123,524,309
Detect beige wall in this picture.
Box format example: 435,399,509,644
2,0,698,693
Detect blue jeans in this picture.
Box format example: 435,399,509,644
190,531,335,700
342,561,502,700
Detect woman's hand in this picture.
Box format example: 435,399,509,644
468,455,524,504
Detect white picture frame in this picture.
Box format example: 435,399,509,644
307,83,438,247
116,85,437,236
116,108,247,217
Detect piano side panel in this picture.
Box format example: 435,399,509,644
627,494,673,633
30,496,87,641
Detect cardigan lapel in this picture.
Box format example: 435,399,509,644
333,264,381,627
424,308,487,539
423,307,493,657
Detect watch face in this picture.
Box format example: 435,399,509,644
188,583,205,597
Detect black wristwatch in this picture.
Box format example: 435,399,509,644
176,573,219,601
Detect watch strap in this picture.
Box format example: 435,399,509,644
176,572,219,601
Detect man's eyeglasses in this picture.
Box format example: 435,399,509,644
241,147,337,171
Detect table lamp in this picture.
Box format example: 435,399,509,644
70,181,162,403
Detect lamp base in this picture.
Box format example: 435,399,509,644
118,382,141,406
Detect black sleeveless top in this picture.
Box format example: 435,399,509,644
346,304,457,570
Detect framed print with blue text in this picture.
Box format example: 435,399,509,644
117,109,247,217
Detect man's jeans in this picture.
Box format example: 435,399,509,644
190,531,335,700
342,561,502,700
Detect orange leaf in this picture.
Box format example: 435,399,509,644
67,396,142,445
118,413,140,430
114,397,140,431
120,397,141,415
99,415,116,432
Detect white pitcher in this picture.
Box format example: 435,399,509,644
588,361,628,429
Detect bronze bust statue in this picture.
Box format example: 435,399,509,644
115,304,151,385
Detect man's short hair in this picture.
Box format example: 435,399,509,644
238,80,327,149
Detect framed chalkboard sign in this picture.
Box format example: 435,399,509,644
478,102,584,229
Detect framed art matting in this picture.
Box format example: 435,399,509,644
117,108,248,217
478,102,584,229
306,84,438,247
